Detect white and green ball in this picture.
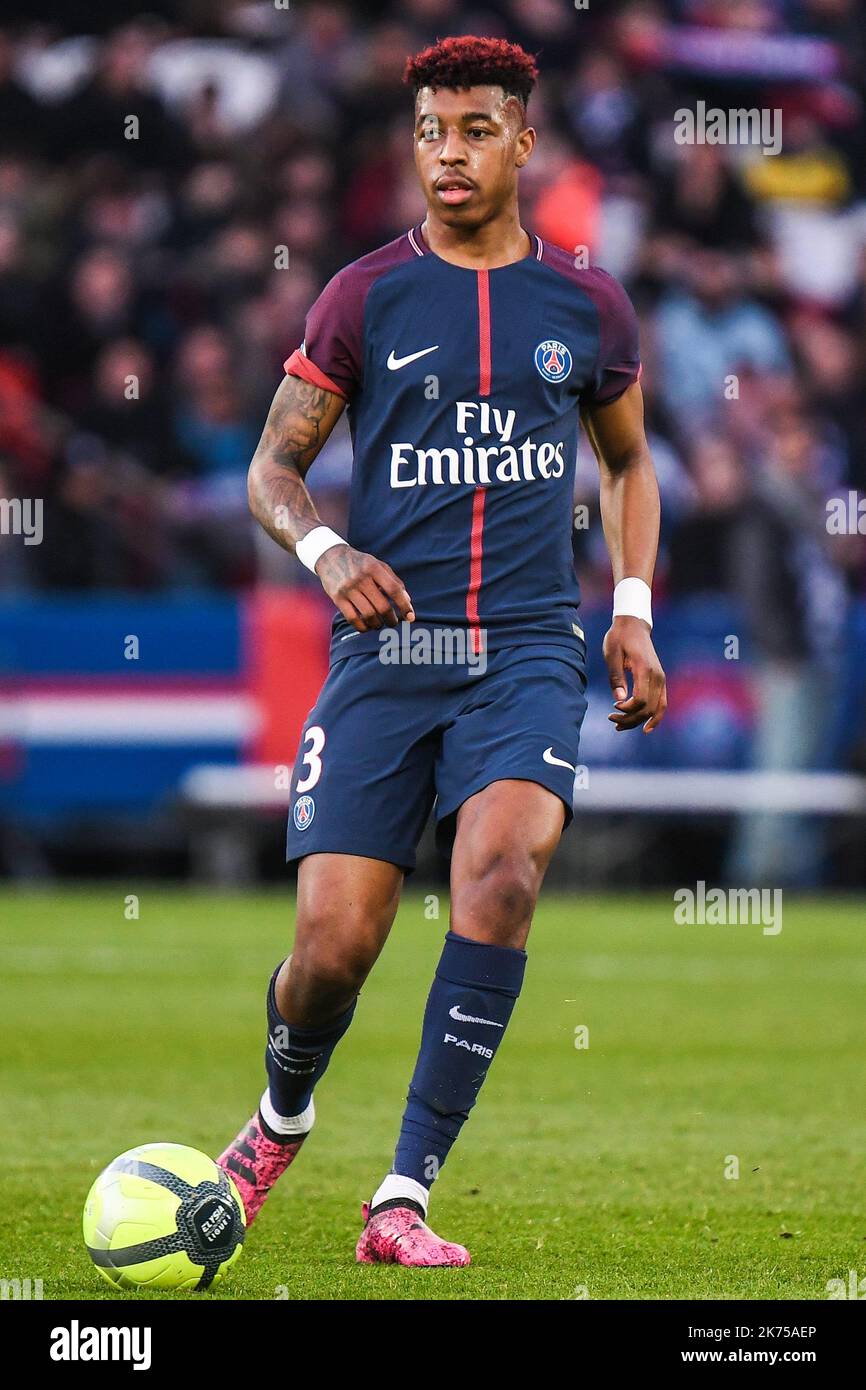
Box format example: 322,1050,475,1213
83,1143,245,1291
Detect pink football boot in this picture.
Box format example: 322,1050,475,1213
217,1113,307,1224
355,1201,471,1267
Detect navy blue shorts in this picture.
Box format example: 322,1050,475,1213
285,634,588,873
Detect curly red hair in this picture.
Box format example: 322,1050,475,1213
404,36,539,112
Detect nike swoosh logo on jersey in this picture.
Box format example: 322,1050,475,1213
543,747,576,771
387,345,439,370
448,1004,504,1028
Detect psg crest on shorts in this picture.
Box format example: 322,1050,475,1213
293,794,315,831
534,339,572,383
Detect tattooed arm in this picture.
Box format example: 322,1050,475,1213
248,374,415,631
248,375,343,546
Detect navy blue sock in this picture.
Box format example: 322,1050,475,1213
264,964,356,1120
392,930,527,1189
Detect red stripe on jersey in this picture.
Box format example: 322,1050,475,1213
466,484,486,654
467,269,492,651
477,270,491,396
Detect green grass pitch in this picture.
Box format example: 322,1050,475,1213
1,889,864,1301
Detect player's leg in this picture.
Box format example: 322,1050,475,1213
447,778,565,946
393,780,566,1186
274,851,403,1027
358,644,585,1265
263,851,401,1129
357,782,563,1266
218,852,402,1222
217,649,436,1224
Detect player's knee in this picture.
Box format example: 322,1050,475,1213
289,915,379,1011
452,853,538,947
293,937,372,1000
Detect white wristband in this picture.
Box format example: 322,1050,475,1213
613,577,653,629
295,526,346,573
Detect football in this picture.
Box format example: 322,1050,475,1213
82,1143,245,1291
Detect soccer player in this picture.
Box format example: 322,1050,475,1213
218,36,666,1267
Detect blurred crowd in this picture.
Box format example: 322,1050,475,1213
1,0,865,882
1,0,865,616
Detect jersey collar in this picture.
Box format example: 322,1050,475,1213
408,221,543,263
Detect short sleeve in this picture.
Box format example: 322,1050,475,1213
584,269,642,407
284,269,363,401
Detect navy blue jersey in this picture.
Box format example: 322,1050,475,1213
286,223,640,654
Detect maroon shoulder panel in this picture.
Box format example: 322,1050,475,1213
285,231,420,401
539,242,642,406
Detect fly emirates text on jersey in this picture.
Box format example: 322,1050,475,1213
389,401,566,488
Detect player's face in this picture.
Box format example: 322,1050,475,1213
413,85,535,226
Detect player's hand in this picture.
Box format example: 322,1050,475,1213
315,544,415,631
603,616,667,733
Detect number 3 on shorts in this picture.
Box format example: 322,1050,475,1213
296,725,325,793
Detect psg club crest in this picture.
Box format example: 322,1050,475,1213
534,339,572,383
293,795,315,831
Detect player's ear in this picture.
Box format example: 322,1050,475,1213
515,125,536,168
